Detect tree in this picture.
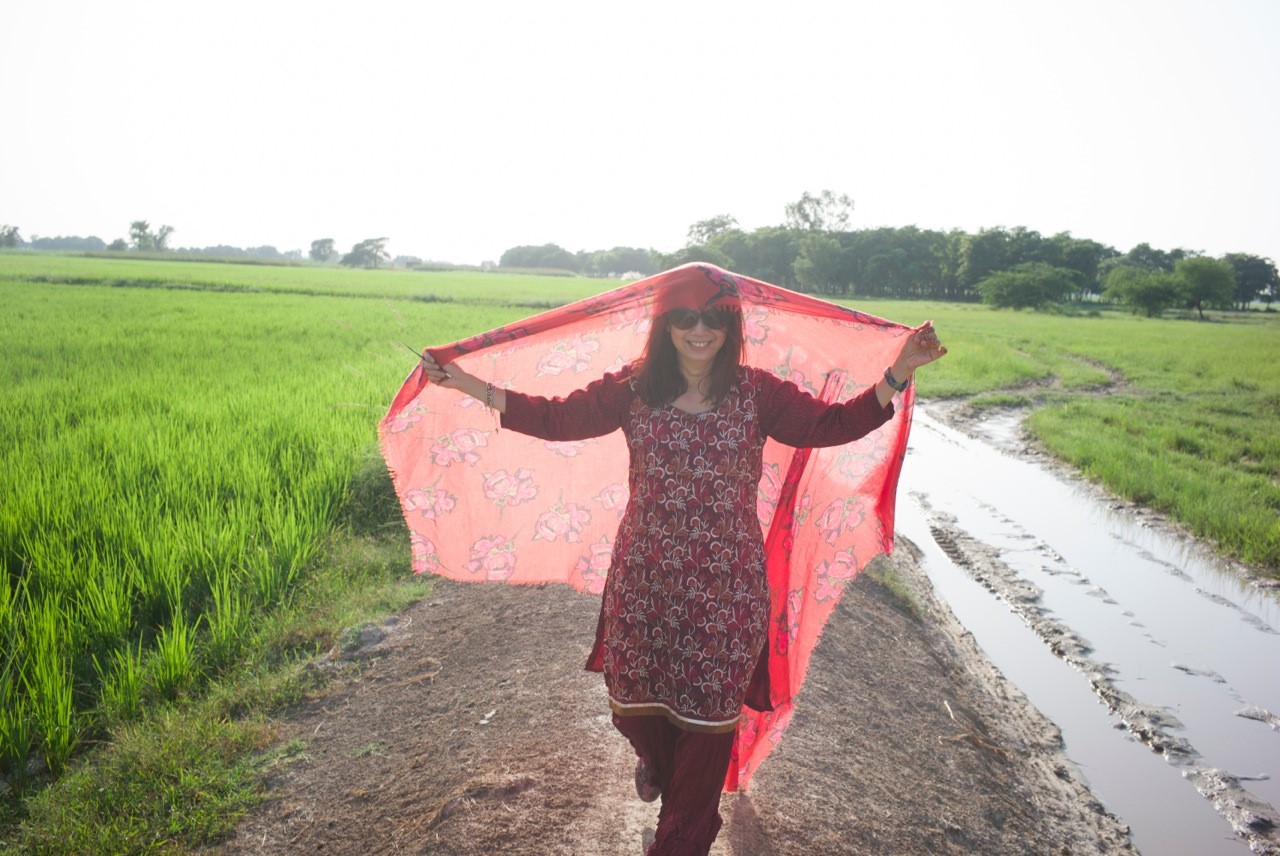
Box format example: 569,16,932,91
793,233,850,294
1222,253,1280,309
1046,233,1118,298
1121,242,1189,272
957,227,1011,290
652,244,733,271
686,215,738,247
844,226,950,299
341,237,390,269
976,264,1078,310
706,227,800,288
310,238,336,262
128,220,174,252
581,246,656,277
784,190,855,232
129,221,152,250
1103,266,1181,317
499,243,578,271
31,235,107,251
1175,257,1235,319
107,238,128,251
0,225,20,248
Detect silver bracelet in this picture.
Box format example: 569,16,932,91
484,382,494,410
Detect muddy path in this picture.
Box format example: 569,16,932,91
220,539,1133,856
898,405,1280,856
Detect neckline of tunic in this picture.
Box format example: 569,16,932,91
638,368,746,418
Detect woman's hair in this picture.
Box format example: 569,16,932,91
633,306,744,407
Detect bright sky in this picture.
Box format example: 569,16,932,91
4,0,1278,267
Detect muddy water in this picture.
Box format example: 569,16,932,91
897,408,1280,856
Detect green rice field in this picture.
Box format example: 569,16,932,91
0,251,1277,849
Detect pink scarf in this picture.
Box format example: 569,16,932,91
380,263,915,790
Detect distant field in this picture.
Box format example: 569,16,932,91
0,252,614,305
1,252,1277,801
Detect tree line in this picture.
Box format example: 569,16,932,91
497,191,1280,315
6,198,1278,314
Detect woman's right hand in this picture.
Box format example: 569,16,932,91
419,352,471,392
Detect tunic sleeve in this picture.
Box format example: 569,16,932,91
500,370,633,441
755,367,894,448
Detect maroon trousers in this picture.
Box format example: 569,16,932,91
613,714,736,856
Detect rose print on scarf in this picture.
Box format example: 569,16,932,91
756,463,782,527
773,588,804,655
836,438,889,482
815,496,867,546
534,502,592,543
794,492,813,526
430,427,489,466
743,307,770,346
386,405,425,434
410,532,440,576
765,705,793,744
814,548,859,602
466,535,517,581
403,486,457,520
608,304,650,334
535,334,600,376
575,535,613,594
544,439,591,458
594,482,628,517
773,346,820,396
481,468,538,509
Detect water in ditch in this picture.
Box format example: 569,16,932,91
896,407,1280,856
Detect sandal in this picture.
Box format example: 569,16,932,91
634,758,660,803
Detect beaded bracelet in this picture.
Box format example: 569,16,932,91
484,382,495,410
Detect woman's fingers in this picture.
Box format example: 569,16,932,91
905,322,947,367
419,353,455,384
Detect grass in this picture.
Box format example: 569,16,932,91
2,517,432,853
0,272,503,850
864,556,922,619
0,252,1277,851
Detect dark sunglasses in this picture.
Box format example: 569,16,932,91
666,307,729,331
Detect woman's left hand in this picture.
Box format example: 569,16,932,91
894,321,948,374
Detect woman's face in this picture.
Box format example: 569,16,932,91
667,308,727,369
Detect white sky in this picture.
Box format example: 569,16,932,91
4,0,1278,266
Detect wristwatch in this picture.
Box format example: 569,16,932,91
883,367,910,392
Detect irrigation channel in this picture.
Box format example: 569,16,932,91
897,408,1280,856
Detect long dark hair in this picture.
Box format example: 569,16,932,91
633,307,744,408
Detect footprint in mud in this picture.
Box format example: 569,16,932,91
1170,662,1228,684
1084,585,1119,604
1194,590,1278,635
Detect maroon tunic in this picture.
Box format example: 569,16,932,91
502,364,892,732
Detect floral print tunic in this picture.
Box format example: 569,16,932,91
502,365,892,732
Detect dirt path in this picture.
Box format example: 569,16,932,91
220,540,1134,855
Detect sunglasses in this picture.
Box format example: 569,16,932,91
666,307,730,331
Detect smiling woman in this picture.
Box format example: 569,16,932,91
387,263,946,855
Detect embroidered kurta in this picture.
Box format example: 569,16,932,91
502,365,893,732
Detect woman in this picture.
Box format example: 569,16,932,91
411,268,946,855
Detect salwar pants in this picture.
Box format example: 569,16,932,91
612,713,736,856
